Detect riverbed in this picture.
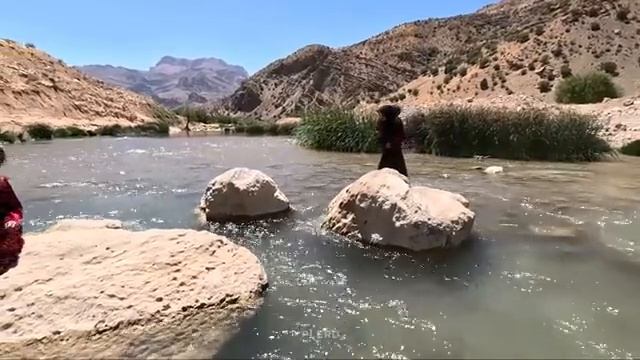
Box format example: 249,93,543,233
4,136,640,358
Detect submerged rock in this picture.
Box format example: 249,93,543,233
0,219,268,358
200,167,291,222
323,169,475,251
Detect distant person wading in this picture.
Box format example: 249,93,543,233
376,105,408,176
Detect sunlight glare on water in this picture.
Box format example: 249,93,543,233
4,136,640,359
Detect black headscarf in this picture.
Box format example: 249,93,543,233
0,147,5,167
378,105,401,143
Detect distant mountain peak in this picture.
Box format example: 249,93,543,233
79,56,248,108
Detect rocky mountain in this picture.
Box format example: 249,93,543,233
226,0,640,119
0,39,162,132
79,56,248,108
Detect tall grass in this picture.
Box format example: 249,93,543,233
296,107,612,161
413,106,611,161
295,109,378,153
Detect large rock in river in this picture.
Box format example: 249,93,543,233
323,169,475,251
200,167,291,222
0,219,268,358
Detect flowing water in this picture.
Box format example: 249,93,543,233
4,136,640,359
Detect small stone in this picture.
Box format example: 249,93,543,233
614,29,622,35
155,296,163,302
623,99,634,107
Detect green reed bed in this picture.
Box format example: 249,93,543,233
0,131,19,144
296,107,612,161
295,109,378,153
177,106,291,136
52,126,89,138
26,123,54,140
414,106,611,161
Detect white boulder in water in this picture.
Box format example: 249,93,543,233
0,219,268,358
484,166,504,175
200,167,291,222
323,169,475,251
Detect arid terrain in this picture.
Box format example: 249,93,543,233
2,0,639,146
0,39,165,133
225,0,640,146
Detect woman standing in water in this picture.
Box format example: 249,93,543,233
0,147,24,274
376,104,408,176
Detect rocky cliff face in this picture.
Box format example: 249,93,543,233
226,0,640,119
79,56,248,108
0,39,161,132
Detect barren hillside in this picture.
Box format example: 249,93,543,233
0,39,163,133
226,0,640,121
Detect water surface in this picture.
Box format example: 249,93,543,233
4,136,640,359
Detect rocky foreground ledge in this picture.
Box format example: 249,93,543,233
0,219,268,358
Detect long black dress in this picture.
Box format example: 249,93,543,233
377,116,408,177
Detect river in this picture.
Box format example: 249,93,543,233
3,136,640,359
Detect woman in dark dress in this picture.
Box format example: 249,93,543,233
0,147,23,274
376,105,408,176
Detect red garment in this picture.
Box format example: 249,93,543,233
0,177,23,256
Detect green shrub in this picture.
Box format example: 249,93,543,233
26,123,54,140
0,131,18,144
538,80,552,93
152,105,179,124
295,109,378,153
555,72,620,104
53,126,88,138
133,120,170,136
266,123,279,135
620,140,640,156
412,106,611,161
245,123,266,135
96,124,124,136
616,7,630,22
175,106,241,125
560,65,573,78
600,62,619,76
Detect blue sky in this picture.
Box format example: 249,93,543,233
1,0,493,74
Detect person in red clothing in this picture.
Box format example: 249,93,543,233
0,147,23,274
376,105,408,176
